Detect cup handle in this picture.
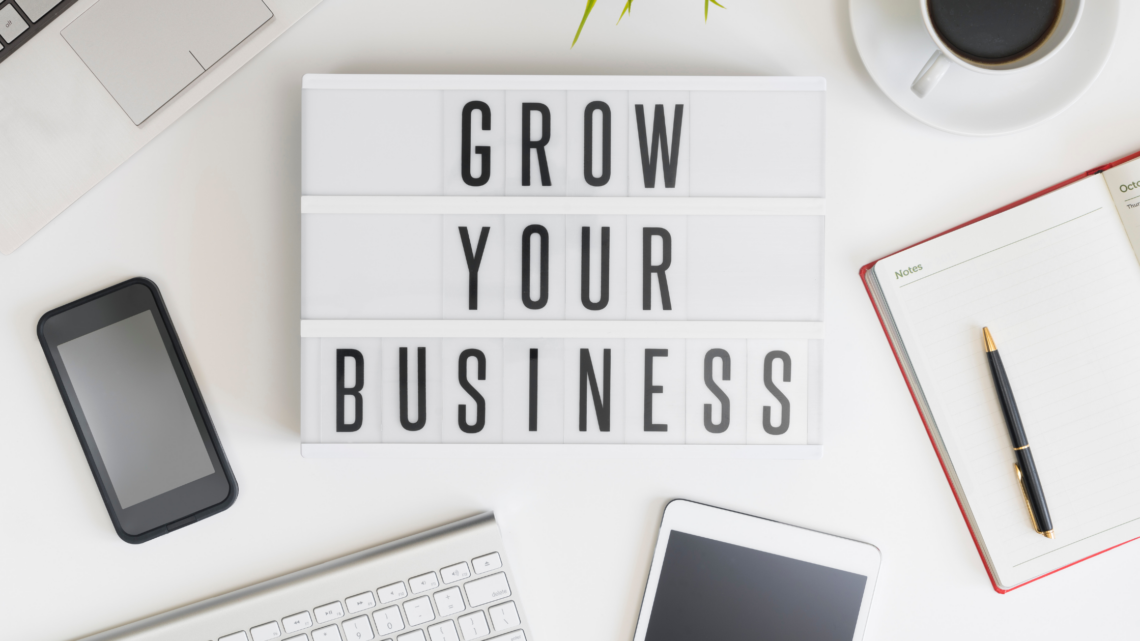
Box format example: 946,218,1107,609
911,50,951,98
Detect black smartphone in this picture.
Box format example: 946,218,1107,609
38,277,237,543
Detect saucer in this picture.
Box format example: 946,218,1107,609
850,0,1120,136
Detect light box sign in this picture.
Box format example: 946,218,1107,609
300,75,826,457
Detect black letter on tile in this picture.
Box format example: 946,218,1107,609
642,227,672,310
643,349,668,432
579,348,611,431
763,350,792,435
521,225,549,309
522,103,552,187
704,349,731,433
583,101,611,186
580,226,610,311
461,101,492,186
635,104,683,189
400,346,427,431
460,226,490,310
529,348,539,431
336,349,363,432
458,349,486,433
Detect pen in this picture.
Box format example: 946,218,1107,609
983,327,1054,539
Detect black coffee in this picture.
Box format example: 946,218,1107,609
928,0,1063,64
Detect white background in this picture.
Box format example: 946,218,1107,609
3,0,1140,639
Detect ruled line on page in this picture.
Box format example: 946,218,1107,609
900,207,1103,288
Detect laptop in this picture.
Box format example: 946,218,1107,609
0,0,323,254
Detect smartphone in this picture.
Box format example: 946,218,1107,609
38,277,237,543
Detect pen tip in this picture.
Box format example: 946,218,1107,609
1044,530,1055,539
983,327,997,353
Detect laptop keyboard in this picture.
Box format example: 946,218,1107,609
77,514,532,641
0,0,78,65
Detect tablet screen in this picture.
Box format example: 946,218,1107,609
644,531,868,641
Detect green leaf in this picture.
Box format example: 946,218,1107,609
572,0,598,47
617,0,633,24
705,0,726,21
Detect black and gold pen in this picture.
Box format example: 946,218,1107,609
983,327,1054,539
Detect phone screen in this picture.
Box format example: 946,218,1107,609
56,310,215,509
645,531,867,641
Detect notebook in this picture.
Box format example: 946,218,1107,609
862,150,1140,592
300,75,826,457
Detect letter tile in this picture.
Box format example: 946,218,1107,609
441,339,503,443
746,339,808,444
444,92,506,195
505,91,567,195
685,339,747,444
381,339,443,443
625,216,687,319
319,338,383,443
563,339,626,443
565,215,627,319
502,339,565,443
442,215,505,319
624,339,686,444
627,92,689,196
566,91,628,196
503,216,566,319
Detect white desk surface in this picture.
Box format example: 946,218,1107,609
4,1,1140,639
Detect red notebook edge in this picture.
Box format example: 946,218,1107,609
858,148,1140,594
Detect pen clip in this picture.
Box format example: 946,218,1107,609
1014,463,1043,534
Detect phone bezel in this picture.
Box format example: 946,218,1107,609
37,277,237,543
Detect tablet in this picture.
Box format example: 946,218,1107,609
632,500,881,641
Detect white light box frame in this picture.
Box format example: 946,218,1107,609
300,75,826,458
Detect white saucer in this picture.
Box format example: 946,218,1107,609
850,0,1120,136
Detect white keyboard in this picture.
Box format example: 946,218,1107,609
79,514,532,641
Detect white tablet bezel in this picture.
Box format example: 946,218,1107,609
632,500,881,641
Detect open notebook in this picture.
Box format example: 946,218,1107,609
863,151,1140,592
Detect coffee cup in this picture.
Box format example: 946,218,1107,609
911,0,1084,98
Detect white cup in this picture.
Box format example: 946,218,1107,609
911,0,1084,98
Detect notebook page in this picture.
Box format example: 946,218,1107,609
875,175,1140,588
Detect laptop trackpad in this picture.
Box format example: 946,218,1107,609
62,0,272,125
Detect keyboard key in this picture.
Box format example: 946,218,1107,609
315,602,345,623
457,612,490,640
463,573,510,607
343,615,375,641
220,633,250,641
283,637,307,641
403,595,435,626
313,625,343,641
471,553,501,574
252,621,283,641
397,631,426,641
428,621,460,641
0,3,29,43
486,632,525,641
433,586,464,616
409,572,439,594
12,0,64,23
284,612,314,633
488,602,519,631
347,592,377,614
378,582,408,603
440,562,471,584
373,605,405,634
